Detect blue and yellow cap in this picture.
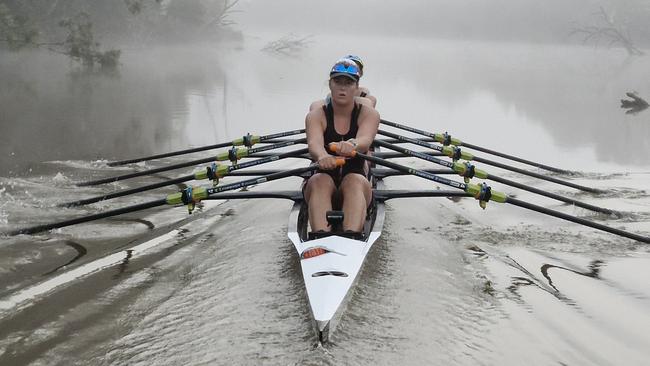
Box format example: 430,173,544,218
329,58,361,81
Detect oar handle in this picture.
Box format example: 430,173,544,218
327,142,357,157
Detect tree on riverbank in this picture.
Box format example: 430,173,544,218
0,2,124,69
571,6,646,56
0,0,241,70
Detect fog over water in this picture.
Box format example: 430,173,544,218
1,2,650,365
236,0,650,45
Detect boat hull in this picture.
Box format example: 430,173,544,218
287,179,385,342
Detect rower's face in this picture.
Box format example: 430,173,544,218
329,77,358,102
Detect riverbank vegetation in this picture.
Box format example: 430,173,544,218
0,0,241,70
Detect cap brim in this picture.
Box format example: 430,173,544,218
330,72,358,81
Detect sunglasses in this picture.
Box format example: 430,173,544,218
330,62,360,76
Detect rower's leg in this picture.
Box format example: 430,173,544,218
339,173,372,232
304,173,337,232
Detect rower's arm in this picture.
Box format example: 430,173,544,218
354,107,380,153
358,87,377,108
364,94,377,108
305,110,329,161
308,99,326,112
355,96,376,109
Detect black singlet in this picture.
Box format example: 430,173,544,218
320,102,368,184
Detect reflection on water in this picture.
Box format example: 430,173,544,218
0,46,226,174
540,259,604,292
3,36,649,177
475,245,650,365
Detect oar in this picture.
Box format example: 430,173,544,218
6,160,344,236
65,166,457,207
371,168,456,179
107,129,305,166
244,150,445,160
76,138,307,187
373,139,618,216
380,119,574,175
59,148,309,207
329,144,649,244
377,129,603,194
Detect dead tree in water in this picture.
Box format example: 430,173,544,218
620,92,649,115
203,0,241,28
571,7,644,56
262,33,312,55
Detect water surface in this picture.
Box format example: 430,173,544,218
1,31,649,366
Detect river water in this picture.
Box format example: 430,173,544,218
1,28,650,366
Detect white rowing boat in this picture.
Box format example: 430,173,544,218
287,165,386,343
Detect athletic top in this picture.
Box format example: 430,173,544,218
323,101,361,143
320,102,367,182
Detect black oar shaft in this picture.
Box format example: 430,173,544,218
108,128,305,166
377,129,601,194
64,148,310,207
78,139,306,187
358,152,467,189
245,151,445,160
472,156,603,194
376,138,436,144
460,142,572,175
205,165,317,195
63,176,191,207
7,199,167,236
376,190,471,200
9,162,322,236
506,198,650,244
379,119,572,174
108,142,231,167
353,152,648,244
486,175,615,215
375,139,614,214
79,156,214,186
374,139,454,168
371,168,455,178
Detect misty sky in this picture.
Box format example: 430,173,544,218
233,0,649,45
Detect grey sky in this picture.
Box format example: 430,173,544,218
234,0,649,45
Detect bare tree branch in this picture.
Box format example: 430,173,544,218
203,0,240,29
570,6,644,56
262,33,313,55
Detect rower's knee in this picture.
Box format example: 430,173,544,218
304,173,336,200
340,174,371,199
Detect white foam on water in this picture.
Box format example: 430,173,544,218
51,172,70,186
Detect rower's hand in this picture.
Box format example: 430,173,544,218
334,140,357,157
317,155,341,170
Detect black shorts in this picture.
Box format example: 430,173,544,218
302,159,369,207
319,160,369,187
